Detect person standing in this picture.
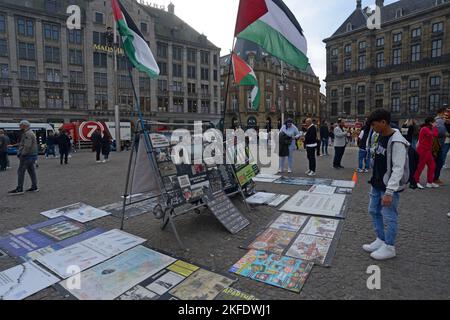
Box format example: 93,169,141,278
363,109,409,260
357,121,372,173
91,129,103,163
57,130,71,165
414,118,439,189
433,108,447,185
0,129,10,171
304,118,317,176
8,120,39,195
320,122,330,156
278,119,301,173
101,132,112,163
333,119,347,169
45,132,57,159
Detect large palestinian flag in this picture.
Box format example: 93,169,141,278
232,53,260,111
111,0,159,78
234,0,308,71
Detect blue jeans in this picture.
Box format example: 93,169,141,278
368,187,399,246
443,143,450,165
321,138,329,155
358,149,370,170
279,148,294,171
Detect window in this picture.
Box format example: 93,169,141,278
94,72,107,87
0,87,12,107
411,27,421,38
118,75,132,89
201,84,209,95
187,83,196,94
94,12,104,24
344,101,351,115
201,100,210,113
173,46,182,61
331,89,337,97
359,41,366,50
409,96,419,113
344,44,352,54
357,85,366,94
411,44,421,62
69,92,86,110
46,90,63,109
395,8,403,18
375,99,383,109
172,63,182,77
357,100,365,115
187,65,196,79
213,54,218,66
172,81,183,93
429,94,440,112
344,87,351,96
173,98,184,113
95,92,108,110
0,39,7,57
430,76,441,88
141,22,148,33
0,64,8,79
376,52,385,68
140,96,152,113
432,22,444,33
46,68,61,82
409,79,419,89
117,56,132,71
393,49,401,65
346,23,352,32
331,103,338,116
200,51,209,64
157,62,167,75
392,81,401,91
93,32,107,45
44,46,60,63
93,52,107,68
157,42,168,58
69,71,83,84
158,79,168,92
0,14,5,33
358,55,366,70
432,40,442,58
376,37,384,47
68,29,82,44
69,49,83,65
187,48,196,63
17,17,34,37
140,77,151,92
201,68,209,80
188,99,197,113
43,23,59,41
213,69,218,81
391,97,400,112
344,58,351,72
18,42,35,60
375,84,384,93
393,32,402,43
331,48,338,56
20,66,36,80
331,61,338,74
45,0,58,13
20,89,39,108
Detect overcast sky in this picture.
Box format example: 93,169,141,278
154,0,397,93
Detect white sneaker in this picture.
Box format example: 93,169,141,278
364,169,369,173
305,170,311,175
417,183,425,189
102,160,107,163
370,244,396,260
362,238,385,253
307,171,316,176
447,213,450,218
288,169,292,173
357,169,364,173
426,183,439,188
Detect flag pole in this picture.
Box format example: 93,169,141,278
221,38,236,135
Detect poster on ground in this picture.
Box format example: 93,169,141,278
280,191,346,218
215,287,259,300
229,250,313,293
169,268,235,300
286,234,334,265
61,246,176,300
252,174,281,183
0,262,59,300
275,177,333,187
308,185,337,195
99,198,159,219
117,285,158,300
245,193,290,207
301,217,340,239
332,180,356,188
247,228,296,255
40,203,111,223
270,213,308,232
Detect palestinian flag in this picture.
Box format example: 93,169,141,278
232,53,260,111
111,0,159,78
234,0,308,71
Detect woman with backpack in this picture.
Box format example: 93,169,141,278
414,117,439,189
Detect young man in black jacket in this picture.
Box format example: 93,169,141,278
304,118,318,176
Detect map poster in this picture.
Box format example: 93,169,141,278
169,268,235,300
301,217,341,239
0,262,59,300
61,246,176,300
280,191,346,218
215,287,259,301
248,228,297,255
229,250,313,293
269,213,309,233
286,234,334,265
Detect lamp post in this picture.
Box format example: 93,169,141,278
279,61,286,125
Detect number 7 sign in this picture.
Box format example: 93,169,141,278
79,122,105,141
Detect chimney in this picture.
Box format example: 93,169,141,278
168,2,175,14
356,0,362,9
376,0,384,8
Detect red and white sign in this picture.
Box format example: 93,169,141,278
78,121,105,141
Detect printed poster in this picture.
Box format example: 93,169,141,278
252,174,281,183
146,271,185,296
270,213,308,232
40,203,110,223
37,220,87,241
61,246,176,300
167,260,199,277
117,285,158,300
308,185,337,195
170,269,234,300
332,180,356,188
286,234,333,265
230,250,313,293
215,287,259,301
301,217,340,239
248,228,296,255
280,191,346,218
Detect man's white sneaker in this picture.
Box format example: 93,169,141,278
370,244,396,260
362,238,385,253
426,183,439,188
307,171,316,176
288,169,292,173
416,183,425,189
305,170,311,175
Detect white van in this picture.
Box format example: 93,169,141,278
0,123,55,155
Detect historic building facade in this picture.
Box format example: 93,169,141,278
0,0,221,124
220,39,321,130
324,0,450,124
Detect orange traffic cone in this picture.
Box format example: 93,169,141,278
352,171,358,184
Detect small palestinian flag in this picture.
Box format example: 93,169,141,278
235,0,308,71
111,0,159,78
232,53,260,111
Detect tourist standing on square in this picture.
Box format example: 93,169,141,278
57,129,71,165
357,121,372,173
414,117,439,189
433,108,447,185
363,109,409,260
102,132,112,163
333,119,347,169
320,121,330,156
91,129,103,163
278,119,301,173
304,118,317,176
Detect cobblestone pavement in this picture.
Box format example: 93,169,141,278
0,148,449,300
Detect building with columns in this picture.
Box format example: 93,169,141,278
0,0,221,125
324,0,450,125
